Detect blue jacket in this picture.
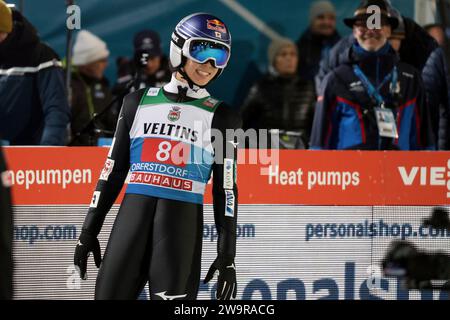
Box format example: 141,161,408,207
421,47,450,150
310,42,435,150
0,11,70,145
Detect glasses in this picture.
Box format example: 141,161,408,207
183,38,231,69
354,18,390,30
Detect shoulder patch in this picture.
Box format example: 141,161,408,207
147,88,161,96
203,97,220,108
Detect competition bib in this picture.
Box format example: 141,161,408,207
126,87,221,204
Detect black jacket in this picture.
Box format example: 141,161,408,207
422,47,450,150
69,70,116,146
241,73,316,147
296,27,341,81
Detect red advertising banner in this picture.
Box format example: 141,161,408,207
3,147,450,205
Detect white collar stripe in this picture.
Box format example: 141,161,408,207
0,60,62,76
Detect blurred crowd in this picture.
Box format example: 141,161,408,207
0,0,449,150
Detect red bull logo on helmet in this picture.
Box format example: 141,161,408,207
207,19,227,33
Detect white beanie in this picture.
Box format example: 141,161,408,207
268,37,297,67
72,30,110,66
309,0,336,23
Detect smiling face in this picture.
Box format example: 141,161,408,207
182,58,219,86
353,20,391,52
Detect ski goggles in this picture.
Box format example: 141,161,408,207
183,38,231,69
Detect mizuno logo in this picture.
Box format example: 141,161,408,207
77,240,83,246
155,291,187,300
226,263,236,270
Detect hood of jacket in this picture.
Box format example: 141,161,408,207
0,10,40,66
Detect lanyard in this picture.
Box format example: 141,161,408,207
353,64,398,108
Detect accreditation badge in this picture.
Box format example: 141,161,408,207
374,108,399,139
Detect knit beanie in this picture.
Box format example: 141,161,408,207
72,30,110,66
268,37,297,67
0,0,13,33
309,0,336,22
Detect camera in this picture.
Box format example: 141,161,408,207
382,207,450,290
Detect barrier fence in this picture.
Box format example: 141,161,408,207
4,147,450,300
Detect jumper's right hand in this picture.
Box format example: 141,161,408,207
73,230,102,280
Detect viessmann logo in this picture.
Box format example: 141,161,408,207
398,159,450,198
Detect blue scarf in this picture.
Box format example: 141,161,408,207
352,41,391,59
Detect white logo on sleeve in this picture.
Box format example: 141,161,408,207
226,263,236,270
223,158,234,189
225,190,235,217
100,159,115,181
90,191,101,208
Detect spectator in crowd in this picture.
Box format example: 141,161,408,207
316,0,439,92
241,38,316,149
310,0,434,150
69,30,115,146
113,30,171,95
374,8,449,150
0,1,70,145
424,23,446,46
0,144,12,300
296,0,341,81
387,9,405,53
315,0,449,149
422,23,450,150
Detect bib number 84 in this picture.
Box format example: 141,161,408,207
142,138,190,166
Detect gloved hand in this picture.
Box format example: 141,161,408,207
203,255,237,300
73,230,101,280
